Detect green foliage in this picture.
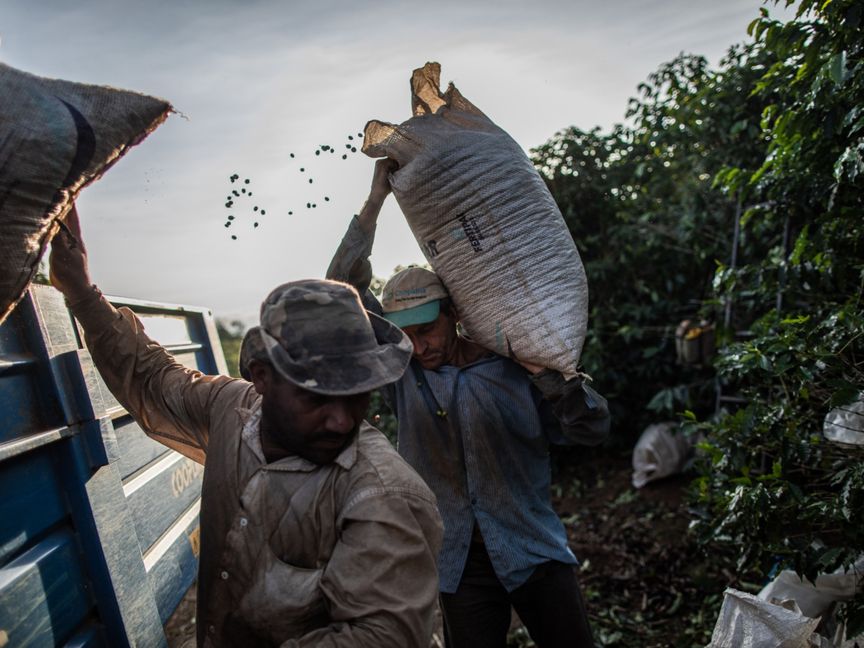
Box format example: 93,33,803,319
689,305,864,577
689,0,864,631
533,0,864,634
368,389,398,443
216,318,246,378
532,44,770,439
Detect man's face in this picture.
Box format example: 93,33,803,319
254,364,371,464
402,308,458,370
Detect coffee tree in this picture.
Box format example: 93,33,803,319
691,0,864,633
533,0,864,634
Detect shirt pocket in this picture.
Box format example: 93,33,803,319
237,546,328,643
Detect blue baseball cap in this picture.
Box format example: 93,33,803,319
381,267,448,328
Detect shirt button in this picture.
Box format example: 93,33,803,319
239,517,248,527
470,498,477,505
220,570,229,580
208,625,215,634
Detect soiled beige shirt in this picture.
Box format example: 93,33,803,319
71,289,443,647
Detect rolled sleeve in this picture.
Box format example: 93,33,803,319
326,216,377,294
69,287,238,464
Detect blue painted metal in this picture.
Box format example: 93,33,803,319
0,285,228,646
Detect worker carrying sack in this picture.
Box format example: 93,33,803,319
363,62,589,377
0,62,171,325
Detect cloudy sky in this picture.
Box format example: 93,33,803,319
3,0,785,323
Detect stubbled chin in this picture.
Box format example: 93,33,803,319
416,354,443,370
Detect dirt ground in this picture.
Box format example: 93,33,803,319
165,585,197,648
166,449,729,647
547,447,738,647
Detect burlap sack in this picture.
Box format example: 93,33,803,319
363,62,588,376
0,63,171,325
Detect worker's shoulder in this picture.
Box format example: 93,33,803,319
348,422,435,502
204,375,260,414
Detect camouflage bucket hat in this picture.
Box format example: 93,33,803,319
250,279,413,395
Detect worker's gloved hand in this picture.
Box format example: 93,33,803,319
49,205,95,303
530,368,575,403
531,369,611,446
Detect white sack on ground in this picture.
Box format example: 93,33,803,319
759,556,864,620
707,588,821,648
823,393,864,446
631,422,693,489
363,62,589,377
0,62,171,325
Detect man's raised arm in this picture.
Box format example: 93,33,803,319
49,207,238,464
326,158,397,302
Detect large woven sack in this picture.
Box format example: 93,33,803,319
0,63,171,325
363,62,588,376
707,588,820,648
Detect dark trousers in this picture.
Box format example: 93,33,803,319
440,542,595,648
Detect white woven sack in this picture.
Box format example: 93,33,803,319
759,556,864,620
0,63,171,325
708,588,820,648
363,62,588,376
631,422,694,488
823,393,864,446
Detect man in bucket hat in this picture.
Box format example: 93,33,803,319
50,207,443,647
328,160,610,648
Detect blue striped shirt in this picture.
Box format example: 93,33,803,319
383,356,578,592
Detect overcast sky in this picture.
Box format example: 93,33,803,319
3,0,787,323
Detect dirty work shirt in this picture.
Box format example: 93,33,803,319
327,217,609,594
68,288,443,648
390,356,580,593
